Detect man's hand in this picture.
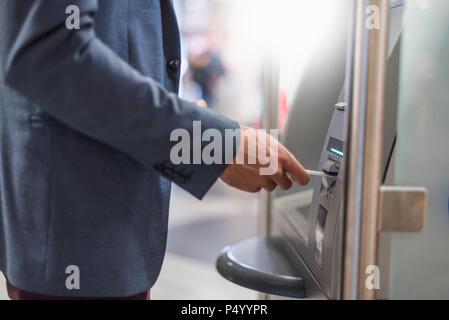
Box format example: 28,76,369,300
220,126,310,193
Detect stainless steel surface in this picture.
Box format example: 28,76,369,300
343,0,390,300
378,186,428,232
358,0,389,300
371,4,403,300
342,0,367,300
259,55,280,300
259,55,280,239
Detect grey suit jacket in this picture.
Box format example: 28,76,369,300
0,0,239,297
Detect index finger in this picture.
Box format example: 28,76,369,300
280,146,310,186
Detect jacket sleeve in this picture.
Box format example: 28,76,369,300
2,0,240,199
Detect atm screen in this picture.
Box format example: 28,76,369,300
326,137,344,157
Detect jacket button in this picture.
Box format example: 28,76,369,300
167,59,180,73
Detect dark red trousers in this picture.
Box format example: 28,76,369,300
6,278,150,300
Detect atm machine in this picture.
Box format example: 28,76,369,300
216,0,411,300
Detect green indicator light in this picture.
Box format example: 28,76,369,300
331,148,344,157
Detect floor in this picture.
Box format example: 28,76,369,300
0,181,259,300
0,274,6,300
153,181,259,299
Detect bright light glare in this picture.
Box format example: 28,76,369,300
256,0,339,54
247,0,341,100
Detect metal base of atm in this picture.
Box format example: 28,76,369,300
216,237,305,298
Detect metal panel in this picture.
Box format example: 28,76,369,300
389,0,449,299
378,186,427,232
343,0,390,300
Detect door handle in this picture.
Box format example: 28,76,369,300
377,186,428,232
